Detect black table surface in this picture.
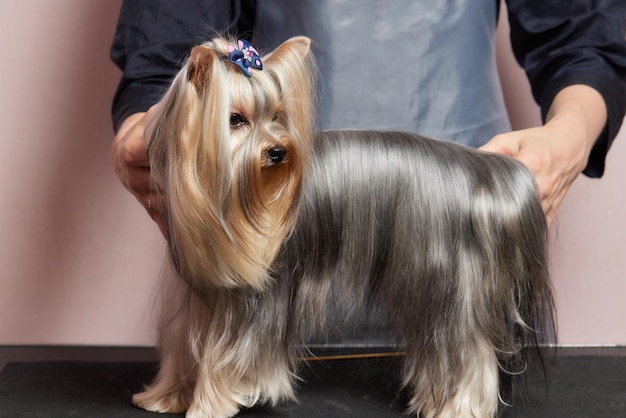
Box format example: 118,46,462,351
1,346,625,417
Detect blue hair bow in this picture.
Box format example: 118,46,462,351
228,39,263,77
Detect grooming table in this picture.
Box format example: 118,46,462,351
1,346,625,417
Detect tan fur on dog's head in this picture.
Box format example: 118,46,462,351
147,36,316,295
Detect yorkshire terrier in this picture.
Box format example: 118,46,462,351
134,36,555,418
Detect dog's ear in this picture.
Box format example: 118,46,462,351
263,36,312,67
263,36,316,148
262,36,314,99
188,45,216,93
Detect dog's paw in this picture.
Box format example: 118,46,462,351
132,389,189,414
185,403,240,418
182,394,245,418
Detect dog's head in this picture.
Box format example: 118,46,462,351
146,36,315,292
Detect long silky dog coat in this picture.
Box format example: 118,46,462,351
134,36,555,418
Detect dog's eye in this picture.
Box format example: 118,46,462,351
271,113,279,122
230,113,246,128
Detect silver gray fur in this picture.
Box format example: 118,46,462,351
201,129,555,409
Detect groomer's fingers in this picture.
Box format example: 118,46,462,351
112,110,168,238
482,124,586,226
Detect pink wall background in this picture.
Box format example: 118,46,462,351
0,2,624,346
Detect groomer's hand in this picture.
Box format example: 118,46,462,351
481,85,607,225
111,106,168,237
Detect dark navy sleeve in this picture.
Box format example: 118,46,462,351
110,0,238,133
506,0,626,177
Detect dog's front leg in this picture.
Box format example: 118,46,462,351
185,359,246,418
132,301,198,413
186,344,291,417
185,318,298,417
133,274,200,413
133,348,195,413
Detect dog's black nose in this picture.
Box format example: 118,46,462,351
267,146,287,164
